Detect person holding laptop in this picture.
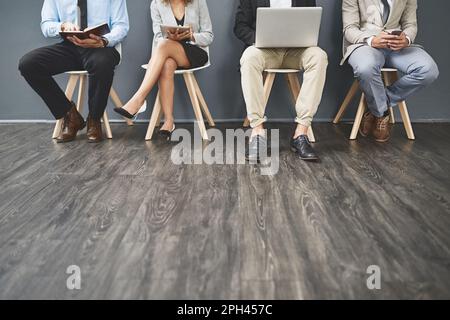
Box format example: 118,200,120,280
18,0,129,143
342,0,439,142
114,0,213,139
234,0,328,162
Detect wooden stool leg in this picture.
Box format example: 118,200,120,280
184,73,208,140
398,101,415,140
110,87,134,126
102,112,113,139
53,75,79,139
145,91,162,141
263,72,276,106
286,73,302,100
76,74,87,114
333,80,359,124
389,107,396,124
350,93,367,140
192,75,215,127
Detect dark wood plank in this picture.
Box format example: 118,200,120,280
0,123,449,299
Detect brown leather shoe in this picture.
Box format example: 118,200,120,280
373,114,392,143
86,116,103,143
359,111,376,137
56,103,85,143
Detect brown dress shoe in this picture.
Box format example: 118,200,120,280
86,116,104,143
373,115,392,143
56,103,85,143
359,111,376,137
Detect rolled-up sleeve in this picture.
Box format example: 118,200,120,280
41,0,63,38
104,0,130,47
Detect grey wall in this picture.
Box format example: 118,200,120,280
0,0,449,122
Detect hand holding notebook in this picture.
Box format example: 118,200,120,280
60,23,110,40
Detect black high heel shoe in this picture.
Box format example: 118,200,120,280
158,125,176,141
113,101,147,120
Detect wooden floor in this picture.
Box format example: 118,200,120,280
0,122,449,300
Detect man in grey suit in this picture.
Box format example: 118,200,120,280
342,0,439,142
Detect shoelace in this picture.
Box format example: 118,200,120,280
298,135,311,145
377,118,389,130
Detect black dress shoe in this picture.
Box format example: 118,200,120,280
113,107,136,120
158,125,176,141
114,101,147,120
245,135,268,163
291,135,319,161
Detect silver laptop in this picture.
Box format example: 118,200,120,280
255,7,323,48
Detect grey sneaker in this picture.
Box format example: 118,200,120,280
245,135,268,163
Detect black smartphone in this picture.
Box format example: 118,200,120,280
390,30,403,36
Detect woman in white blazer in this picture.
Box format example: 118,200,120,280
114,0,213,137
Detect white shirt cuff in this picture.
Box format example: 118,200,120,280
406,35,412,46
366,36,375,47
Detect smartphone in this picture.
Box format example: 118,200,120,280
390,30,403,36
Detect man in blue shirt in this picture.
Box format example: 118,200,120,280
19,0,129,143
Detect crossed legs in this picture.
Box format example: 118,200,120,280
122,39,190,131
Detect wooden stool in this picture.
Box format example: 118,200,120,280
333,68,415,140
52,70,133,140
142,63,215,141
243,69,316,142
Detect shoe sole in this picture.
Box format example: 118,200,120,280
290,147,319,162
87,138,103,143
374,137,390,143
113,108,135,120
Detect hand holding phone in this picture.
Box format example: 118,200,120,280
390,30,403,36
387,30,409,51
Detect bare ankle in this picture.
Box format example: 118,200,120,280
162,119,174,130
294,124,308,139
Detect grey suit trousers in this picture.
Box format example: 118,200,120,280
348,45,439,117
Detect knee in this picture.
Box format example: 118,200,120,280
240,47,264,72
86,58,115,75
18,53,37,76
305,47,328,70
161,58,177,79
414,60,439,85
155,39,176,55
353,61,382,80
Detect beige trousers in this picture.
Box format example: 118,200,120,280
240,46,328,128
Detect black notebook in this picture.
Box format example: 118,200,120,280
60,23,110,40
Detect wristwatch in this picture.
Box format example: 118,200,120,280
101,37,109,48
